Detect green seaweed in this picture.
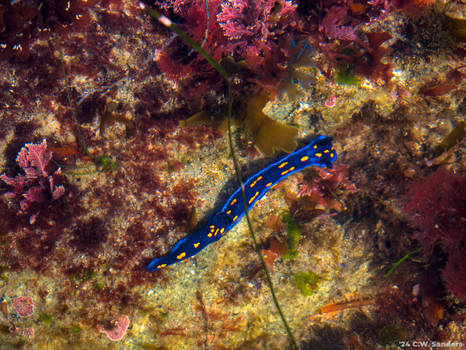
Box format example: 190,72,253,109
62,155,118,177
377,324,408,345
95,155,118,171
293,271,321,296
385,241,442,277
70,324,81,334
385,248,421,278
433,120,465,156
93,281,104,290
72,270,97,285
281,212,301,260
39,313,54,323
335,68,361,86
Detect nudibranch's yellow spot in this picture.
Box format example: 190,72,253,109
177,252,186,260
265,182,273,187
331,147,335,151
301,156,309,162
209,225,215,229
315,153,322,157
157,264,167,269
248,191,259,205
214,228,220,236
278,162,288,169
230,198,237,206
330,153,334,158
233,215,238,222
226,209,232,215
249,176,263,188
281,166,295,176
207,233,213,237
324,149,330,153
194,243,200,248
220,227,225,234
314,144,318,149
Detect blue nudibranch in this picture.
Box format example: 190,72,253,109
147,135,337,271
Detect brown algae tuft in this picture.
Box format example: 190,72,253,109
242,94,298,155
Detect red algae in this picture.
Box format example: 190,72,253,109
97,315,130,341
160,290,245,348
442,251,466,302
404,168,466,300
0,139,66,224
405,168,465,254
12,297,34,318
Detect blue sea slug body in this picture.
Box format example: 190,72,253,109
147,135,337,271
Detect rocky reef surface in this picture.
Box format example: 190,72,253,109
0,1,464,349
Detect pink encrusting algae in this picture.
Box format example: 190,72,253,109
12,296,34,317
97,315,130,341
20,327,35,339
324,95,337,108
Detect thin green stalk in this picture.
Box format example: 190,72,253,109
385,248,421,278
145,7,229,81
146,5,299,349
226,82,300,350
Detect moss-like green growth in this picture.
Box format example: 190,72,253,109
93,281,104,290
293,271,321,296
282,213,301,260
62,154,118,176
70,324,82,334
377,324,408,345
72,270,97,285
39,313,54,323
95,155,118,171
335,69,360,86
